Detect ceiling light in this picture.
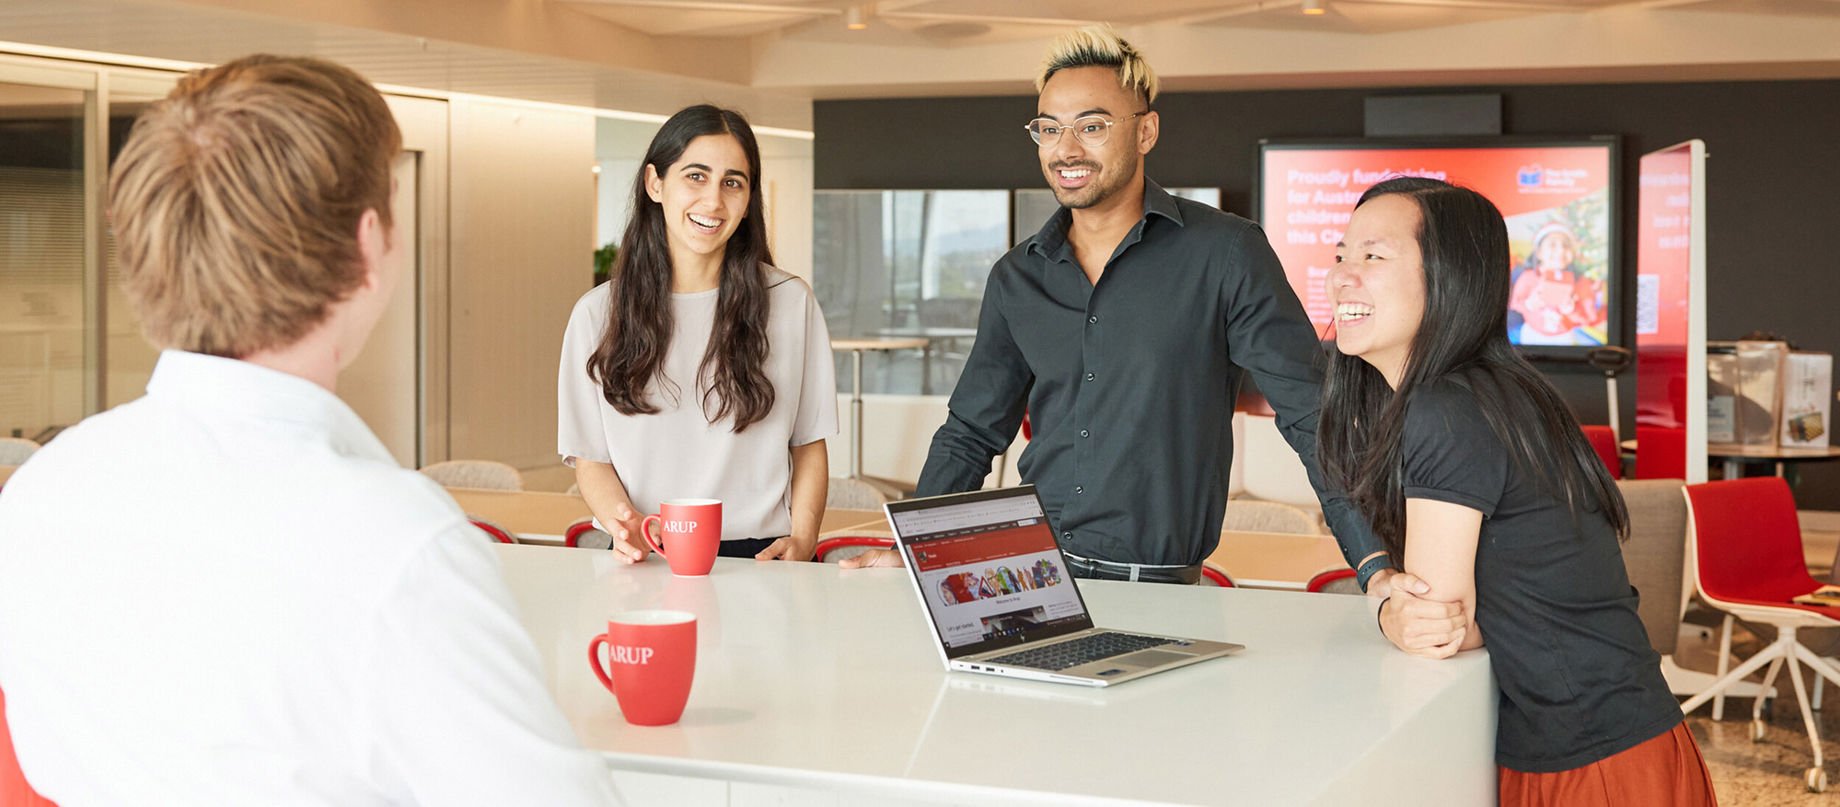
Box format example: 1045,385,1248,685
1301,0,1327,15
845,4,873,30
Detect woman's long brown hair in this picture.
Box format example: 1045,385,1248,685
587,105,776,431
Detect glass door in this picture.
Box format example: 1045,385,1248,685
0,60,99,444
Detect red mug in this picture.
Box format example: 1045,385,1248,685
641,499,722,576
587,610,697,726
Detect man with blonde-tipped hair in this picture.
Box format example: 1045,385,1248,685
0,55,616,804
846,25,1462,648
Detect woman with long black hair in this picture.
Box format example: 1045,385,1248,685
558,105,836,562
1321,177,1714,805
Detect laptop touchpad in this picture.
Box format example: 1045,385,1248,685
1115,649,1194,668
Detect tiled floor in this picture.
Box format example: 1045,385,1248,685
1688,526,1840,804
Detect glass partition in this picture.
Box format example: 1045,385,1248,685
814,190,1008,395
0,77,90,442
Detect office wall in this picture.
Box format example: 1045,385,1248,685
815,79,1840,509
449,97,596,471
595,119,814,283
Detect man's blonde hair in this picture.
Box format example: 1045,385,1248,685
108,54,401,358
1035,24,1159,105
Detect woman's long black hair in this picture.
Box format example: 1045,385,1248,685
1317,176,1627,566
587,104,776,431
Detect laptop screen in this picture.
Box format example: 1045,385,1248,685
887,487,1095,659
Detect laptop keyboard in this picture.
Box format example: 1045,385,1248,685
988,632,1175,671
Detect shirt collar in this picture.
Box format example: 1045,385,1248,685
144,350,395,464
1027,178,1186,259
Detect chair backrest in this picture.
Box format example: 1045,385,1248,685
1634,426,1686,481
1238,415,1319,506
1222,499,1323,535
1616,479,1687,655
1306,568,1360,594
825,477,888,510
1200,562,1235,587
0,438,38,467
1580,425,1621,480
813,536,894,563
468,517,518,545
1,685,57,806
420,460,524,491
1683,477,1812,604
564,519,611,550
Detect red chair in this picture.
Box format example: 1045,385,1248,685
1,686,57,806
564,519,613,550
1579,424,1621,479
468,517,518,545
1634,425,1686,481
1306,568,1359,593
1200,562,1235,587
813,536,894,563
1680,477,1840,792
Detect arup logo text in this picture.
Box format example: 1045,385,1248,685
611,645,655,665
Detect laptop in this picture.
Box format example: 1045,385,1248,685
884,485,1243,687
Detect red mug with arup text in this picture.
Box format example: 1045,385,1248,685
587,610,697,726
641,499,721,576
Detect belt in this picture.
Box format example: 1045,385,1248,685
1062,551,1203,585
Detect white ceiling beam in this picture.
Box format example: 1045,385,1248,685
878,10,1102,27
562,0,839,16
1160,1,1305,27
1611,0,1719,8
1347,0,1584,12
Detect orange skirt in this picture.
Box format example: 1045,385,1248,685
1498,722,1717,807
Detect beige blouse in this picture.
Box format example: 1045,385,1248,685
557,266,838,541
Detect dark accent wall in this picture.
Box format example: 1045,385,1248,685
816,79,1840,509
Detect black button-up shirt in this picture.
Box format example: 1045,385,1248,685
916,181,1385,570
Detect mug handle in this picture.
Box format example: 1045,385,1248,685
641,514,668,558
587,634,617,694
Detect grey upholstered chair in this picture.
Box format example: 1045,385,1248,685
419,460,524,491
826,476,888,510
1617,478,1688,659
0,438,40,467
1222,499,1323,536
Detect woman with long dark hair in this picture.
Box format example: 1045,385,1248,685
1320,177,1714,805
558,105,836,562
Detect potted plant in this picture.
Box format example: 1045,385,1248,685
594,241,618,287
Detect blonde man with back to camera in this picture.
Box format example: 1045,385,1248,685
0,55,616,805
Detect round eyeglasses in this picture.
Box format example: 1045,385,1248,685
1025,111,1149,148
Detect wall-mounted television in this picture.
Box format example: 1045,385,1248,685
1257,138,1620,355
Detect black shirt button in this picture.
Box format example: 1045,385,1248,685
1075,486,1084,494
1088,315,1098,324
1062,532,1072,540
1080,429,1090,438
1085,372,1095,382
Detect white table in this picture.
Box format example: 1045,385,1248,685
495,545,1496,806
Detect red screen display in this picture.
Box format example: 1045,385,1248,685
1260,143,1615,347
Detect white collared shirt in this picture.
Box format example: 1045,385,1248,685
0,351,616,806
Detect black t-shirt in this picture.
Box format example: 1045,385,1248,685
1401,377,1681,773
